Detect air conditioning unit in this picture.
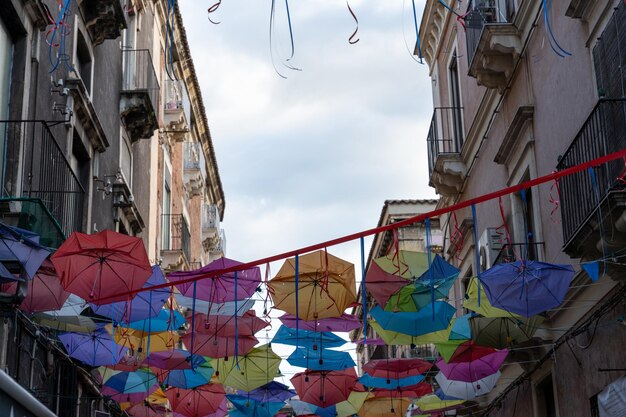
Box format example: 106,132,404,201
478,227,504,271
94,411,110,417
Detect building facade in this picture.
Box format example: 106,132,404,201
419,0,625,415
0,0,225,415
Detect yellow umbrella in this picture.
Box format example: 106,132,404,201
369,318,456,346
214,344,281,391
413,394,464,413
110,325,179,353
463,277,521,318
358,395,412,417
119,386,170,411
269,250,357,320
335,390,370,417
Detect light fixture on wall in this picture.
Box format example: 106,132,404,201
93,173,121,196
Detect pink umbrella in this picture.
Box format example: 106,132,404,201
188,310,269,337
1,260,69,313
167,385,227,417
101,383,159,403
126,404,170,417
182,333,258,358
279,313,362,333
143,349,207,370
436,350,508,383
168,257,261,303
291,368,363,408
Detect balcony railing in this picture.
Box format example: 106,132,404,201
164,79,191,123
465,0,516,67
427,106,464,177
121,49,160,141
161,214,191,262
184,142,201,170
202,204,220,232
0,121,85,242
493,242,545,265
556,99,626,246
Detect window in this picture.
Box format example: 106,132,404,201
535,374,558,417
120,134,133,187
448,51,463,152
593,1,625,98
74,30,93,94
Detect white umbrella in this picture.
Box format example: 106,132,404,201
435,371,501,400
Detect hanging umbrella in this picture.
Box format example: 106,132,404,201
164,361,215,389
480,260,575,317
91,265,170,323
188,310,269,337
287,399,317,416
462,277,519,318
269,250,357,320
447,341,498,364
449,313,473,340
315,390,370,417
214,344,281,391
182,333,258,358
176,296,256,316
169,257,261,303
368,302,456,336
143,349,207,370
359,374,425,389
362,358,432,380
51,230,152,304
372,381,433,399
126,308,186,333
291,368,361,408
279,313,362,333
113,327,180,353
1,260,69,313
0,223,50,279
59,330,128,366
287,347,355,371
357,393,412,417
238,381,296,403
102,383,160,404
435,349,508,382
411,394,464,415
167,384,227,417
272,325,346,349
227,395,285,417
469,315,545,349
125,404,170,417
435,371,501,400
104,368,159,395
365,250,428,307
34,293,97,332
369,319,455,346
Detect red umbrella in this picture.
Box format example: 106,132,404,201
51,230,152,304
291,368,362,408
167,384,227,417
362,358,432,379
448,341,497,363
1,260,69,313
182,332,258,358
126,404,169,417
187,310,269,337
372,381,433,398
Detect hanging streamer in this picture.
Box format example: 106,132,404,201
347,1,360,44
425,218,434,320
471,204,481,307
542,0,571,58
47,0,75,74
548,177,561,223
208,0,222,24
449,212,465,260
360,237,367,345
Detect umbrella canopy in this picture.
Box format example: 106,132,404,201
287,347,355,371
279,313,362,333
102,383,160,404
227,395,285,417
272,325,346,349
435,349,508,382
182,333,258,358
447,341,499,364
214,344,282,391
91,265,170,323
143,349,207,370
0,223,50,279
164,361,215,389
1,260,69,313
470,315,545,349
169,257,261,303
362,358,432,379
359,374,425,389
269,250,357,320
104,368,159,394
188,310,269,337
176,296,256,317
291,368,361,408
238,381,296,403
372,381,432,399
368,302,456,336
480,260,575,317
59,330,128,366
449,313,473,340
167,384,227,417
369,319,455,346
113,327,180,353
462,277,519,318
435,371,501,400
127,309,186,333
51,230,152,304
315,390,370,417
125,404,170,417
358,394,412,417
411,394,464,414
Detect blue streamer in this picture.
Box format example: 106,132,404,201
147,289,152,356
425,218,434,320
411,0,424,63
295,254,299,347
360,237,367,344
543,0,571,58
235,271,240,369
111,322,115,365
471,204,481,307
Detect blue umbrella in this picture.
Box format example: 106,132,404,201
126,308,186,332
227,394,285,417
287,347,355,371
480,260,575,317
272,325,346,348
90,265,170,323
238,381,296,402
103,368,158,393
359,373,425,389
0,223,50,279
368,302,456,336
449,313,473,340
164,362,215,389
59,330,128,366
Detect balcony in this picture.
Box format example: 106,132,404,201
77,0,127,46
202,203,220,249
466,1,522,91
427,107,466,197
557,99,626,268
183,142,206,197
161,214,191,272
0,121,85,248
120,49,160,142
164,80,191,137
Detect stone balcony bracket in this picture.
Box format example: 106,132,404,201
470,25,522,92
430,154,467,197
77,0,127,46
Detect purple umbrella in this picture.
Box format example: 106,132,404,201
101,383,159,403
168,257,261,303
436,349,508,383
279,313,362,333
143,349,207,370
480,260,575,317
90,266,170,323
59,330,129,366
0,224,50,279
238,381,296,403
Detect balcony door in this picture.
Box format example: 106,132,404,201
0,18,13,190
448,52,463,152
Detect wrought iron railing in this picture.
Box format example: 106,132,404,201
556,99,626,245
161,214,191,262
427,106,464,177
202,203,220,232
0,121,85,238
465,0,516,67
493,242,545,265
164,79,191,122
121,49,160,118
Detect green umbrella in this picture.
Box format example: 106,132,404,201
463,277,521,318
469,315,545,349
370,319,457,346
214,344,281,391
434,339,466,362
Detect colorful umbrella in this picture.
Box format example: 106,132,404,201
169,257,261,303
125,404,170,417
291,368,361,408
238,381,296,403
91,265,170,323
369,319,455,346
1,260,69,313
103,368,159,395
359,373,425,389
435,349,508,382
272,325,346,349
463,277,518,318
358,393,412,417
362,358,432,379
143,349,207,370
102,383,160,403
480,260,575,317
368,302,456,336
188,310,269,337
0,223,50,279
447,341,499,364
127,309,186,333
51,230,152,304
167,384,227,417
113,327,179,353
269,250,357,320
314,391,369,417
59,330,128,366
279,313,362,333
411,394,464,414
164,361,215,389
287,347,355,371
176,296,256,317
214,344,282,391
227,395,285,417
182,333,258,358
372,381,433,398
435,370,501,400
469,315,545,349
449,313,473,340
